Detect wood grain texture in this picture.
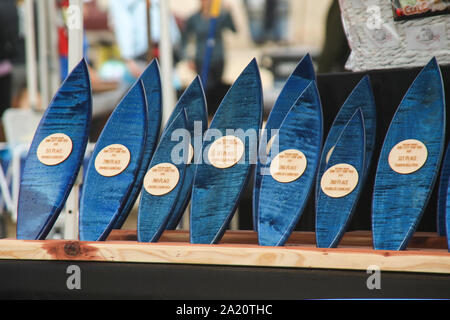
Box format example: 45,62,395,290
165,77,208,230
258,81,323,246
17,59,92,240
437,142,450,236
113,60,162,229
253,54,315,230
316,109,365,248
190,59,263,244
107,229,448,250
137,112,188,242
372,58,446,251
316,76,376,202
107,230,447,250
0,236,448,274
79,80,148,241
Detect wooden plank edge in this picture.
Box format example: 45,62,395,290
0,238,449,275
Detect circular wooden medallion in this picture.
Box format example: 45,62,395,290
270,149,307,183
36,133,73,166
143,163,180,196
388,139,428,174
320,163,359,198
208,135,245,169
94,144,131,177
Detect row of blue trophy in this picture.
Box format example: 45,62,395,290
16,55,448,252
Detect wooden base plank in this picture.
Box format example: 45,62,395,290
0,230,448,275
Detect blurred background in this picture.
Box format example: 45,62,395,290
1,0,343,122
0,0,351,238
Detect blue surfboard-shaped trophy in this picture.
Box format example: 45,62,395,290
17,59,92,240
253,54,315,231
372,57,446,251
79,80,148,241
113,60,162,229
190,59,263,244
437,142,450,237
138,111,189,242
316,109,365,248
316,76,376,202
258,81,323,246
165,77,208,230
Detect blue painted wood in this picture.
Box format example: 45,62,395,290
113,60,162,229
316,76,376,202
137,111,189,242
372,57,446,251
165,77,208,230
437,142,450,236
316,109,365,248
17,59,92,240
258,81,323,246
190,59,263,244
163,76,207,135
253,53,315,230
79,80,148,241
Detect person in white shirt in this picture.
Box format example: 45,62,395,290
108,0,182,79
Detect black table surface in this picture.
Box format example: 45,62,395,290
0,259,449,299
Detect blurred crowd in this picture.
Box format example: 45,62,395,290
0,0,346,141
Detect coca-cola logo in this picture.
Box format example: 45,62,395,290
404,2,430,16
393,0,450,20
